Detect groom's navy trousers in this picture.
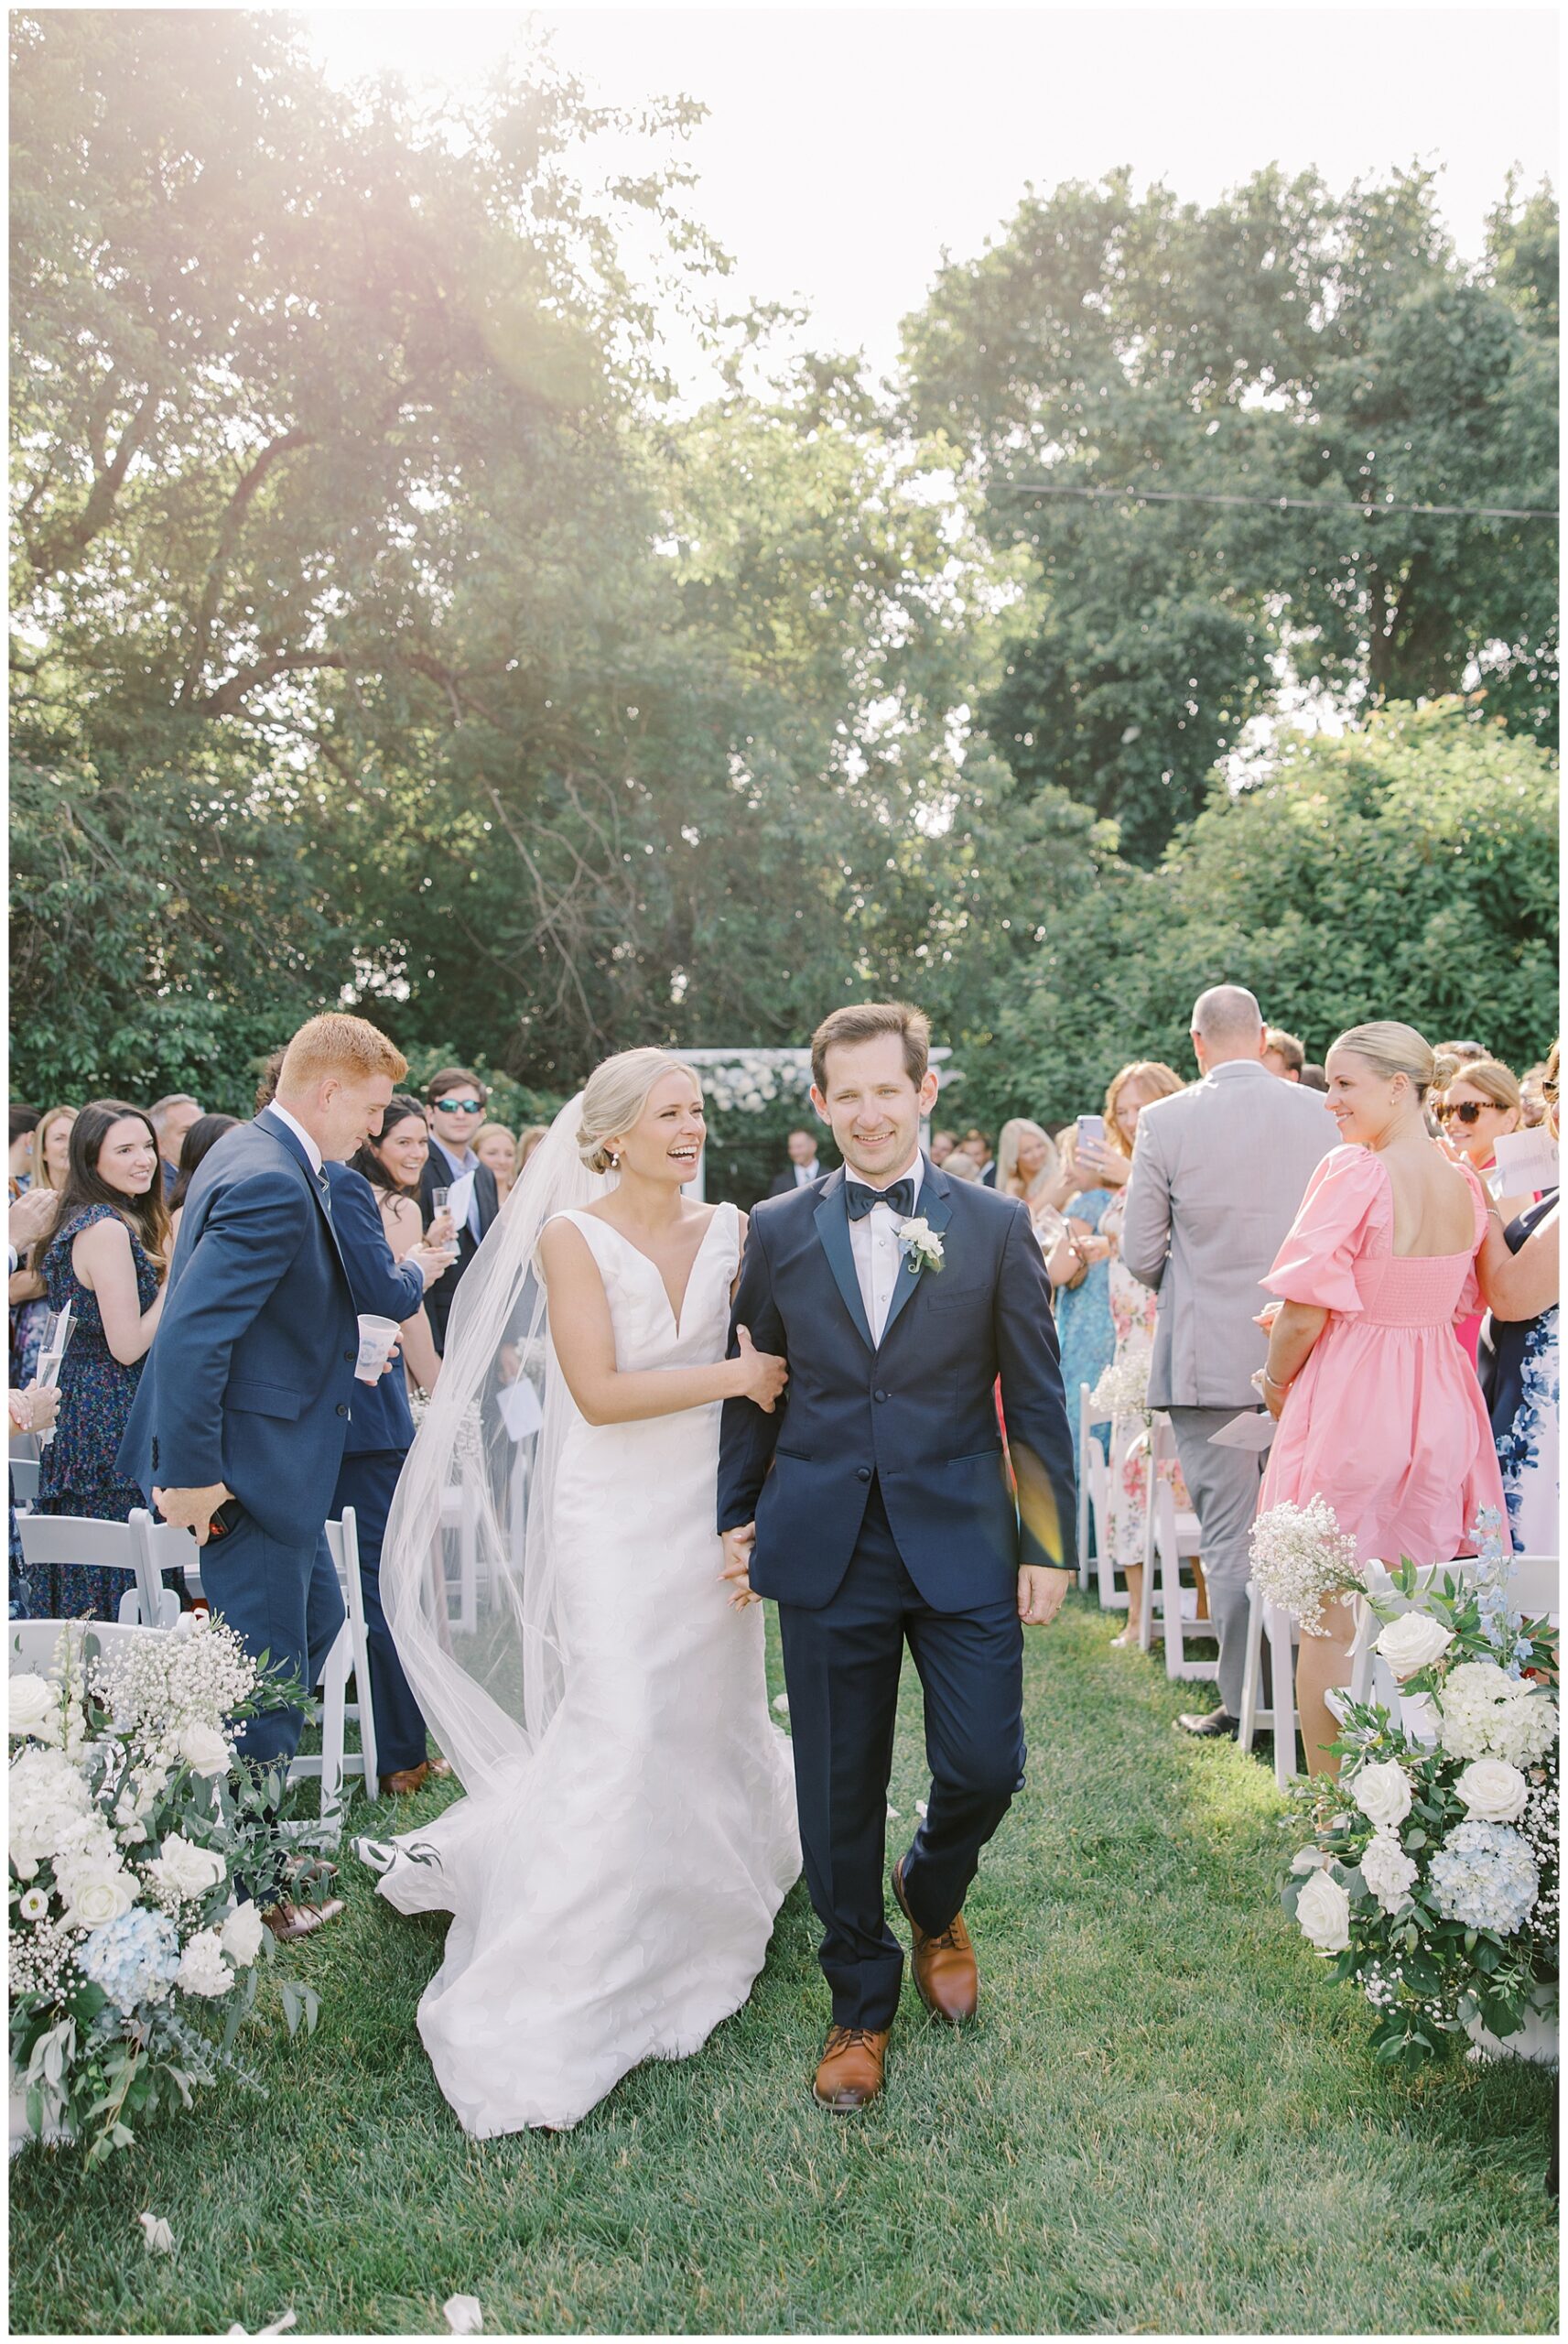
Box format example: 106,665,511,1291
719,1156,1075,2033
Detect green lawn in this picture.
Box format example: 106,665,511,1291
10,1596,1558,2336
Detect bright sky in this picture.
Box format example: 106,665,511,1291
301,4,1558,392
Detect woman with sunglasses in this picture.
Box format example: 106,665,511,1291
1436,1058,1532,1220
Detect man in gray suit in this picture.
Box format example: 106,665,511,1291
1120,986,1336,1737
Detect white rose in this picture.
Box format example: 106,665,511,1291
8,1674,55,1739
146,1831,228,1903
175,1927,232,1999
177,1723,232,1780
1359,1831,1419,1914
1295,1865,1352,1954
1454,1757,1530,1824
1373,1612,1454,1681
1350,1759,1413,1831
220,1901,265,1967
60,1863,135,1931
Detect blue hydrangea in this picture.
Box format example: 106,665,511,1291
80,1907,181,2013
1428,1821,1541,1937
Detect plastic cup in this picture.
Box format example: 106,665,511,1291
355,1315,401,1384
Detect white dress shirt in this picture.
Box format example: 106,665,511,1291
429,1133,484,1240
847,1148,924,1344
793,1158,820,1188
264,1101,324,1177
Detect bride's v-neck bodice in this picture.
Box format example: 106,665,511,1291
556,1203,740,1372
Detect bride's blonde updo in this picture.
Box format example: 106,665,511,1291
577,1047,703,1175
1330,1020,1438,1102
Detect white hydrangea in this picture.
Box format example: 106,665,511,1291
1438,1662,1558,1767
9,1741,93,1875
1249,1495,1364,1637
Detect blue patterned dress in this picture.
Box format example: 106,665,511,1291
1053,1186,1116,1474
1489,1191,1559,1555
31,1203,161,1618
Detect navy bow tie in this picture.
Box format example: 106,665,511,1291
846,1177,915,1222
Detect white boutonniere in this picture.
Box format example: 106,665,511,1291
898,1216,945,1277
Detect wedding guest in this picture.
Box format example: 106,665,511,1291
1300,1064,1329,1093
8,1104,39,1195
120,1014,409,1948
997,1119,1060,1217
517,1124,550,1173
929,1129,958,1167
10,1103,76,1384
475,1121,520,1200
1434,1038,1489,1066
960,1128,997,1187
148,1093,203,1199
1259,1022,1508,1775
1121,986,1335,1738
167,1113,240,1243
1438,1058,1530,1220
420,1066,502,1353
769,1126,823,1196
350,1095,448,1399
1481,1042,1559,1556
941,1150,979,1182
254,1047,287,1112
35,1102,170,1617
1520,1064,1552,1129
326,1155,452,1796
1263,1028,1305,1082
1036,1133,1116,1471
1093,1063,1187,1646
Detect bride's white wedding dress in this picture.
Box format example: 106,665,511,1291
373,1200,801,2136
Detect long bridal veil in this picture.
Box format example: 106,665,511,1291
379,1093,606,1785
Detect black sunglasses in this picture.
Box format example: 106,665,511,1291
1435,1100,1489,1126
435,1098,485,1115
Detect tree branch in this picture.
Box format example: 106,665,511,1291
178,429,314,703
189,650,349,720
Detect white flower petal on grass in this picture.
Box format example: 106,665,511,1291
771,1694,789,1715
137,2213,175,2254
444,2296,484,2334
886,1804,900,1820
227,2315,297,2337
914,1800,929,1819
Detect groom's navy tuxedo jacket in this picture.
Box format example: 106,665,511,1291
718,1156,1076,1612
119,1112,360,1548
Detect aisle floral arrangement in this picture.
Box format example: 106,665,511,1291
9,1618,320,2165
1278,1510,1559,2066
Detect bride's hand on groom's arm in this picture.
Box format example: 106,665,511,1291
719,1523,762,1609
729,1325,788,1414
1017,1564,1074,1628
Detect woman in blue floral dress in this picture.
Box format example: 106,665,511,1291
1481,1045,1559,1556
32,1101,169,1618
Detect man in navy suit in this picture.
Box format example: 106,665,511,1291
120,1015,410,1935
718,1003,1076,2112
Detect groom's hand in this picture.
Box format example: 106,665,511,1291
719,1523,762,1609
1018,1564,1073,1628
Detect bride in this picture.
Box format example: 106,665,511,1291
367,1049,802,2136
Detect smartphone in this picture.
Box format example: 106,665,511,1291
206,1496,245,1540
1076,1113,1108,1153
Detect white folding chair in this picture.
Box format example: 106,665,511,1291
1076,1384,1110,1592
9,1456,40,1509
1093,1421,1132,1616
16,1508,184,1628
1509,1553,1560,1623
439,1480,480,1633
1238,1589,1302,1788
1135,1417,1205,1660
284,1508,379,1842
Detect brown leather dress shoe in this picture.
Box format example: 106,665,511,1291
262,1895,346,1944
380,1762,430,1796
813,2025,890,2111
892,1856,978,2024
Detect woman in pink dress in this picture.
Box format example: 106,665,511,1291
1257,1021,1509,1774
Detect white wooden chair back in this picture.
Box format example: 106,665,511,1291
10,1612,193,1675
1077,1384,1109,1590
10,1457,40,1507
16,1507,181,1627
284,1508,379,1842
1509,1553,1559,1623
1238,1589,1302,1786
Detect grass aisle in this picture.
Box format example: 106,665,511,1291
11,1595,1557,2336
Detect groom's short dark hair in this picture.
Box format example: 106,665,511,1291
812,1002,930,1092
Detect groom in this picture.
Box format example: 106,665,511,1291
719,1002,1076,2111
